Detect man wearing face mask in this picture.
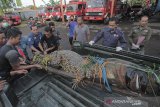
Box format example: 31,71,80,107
89,18,127,51
74,16,90,43
66,15,77,47
128,16,152,55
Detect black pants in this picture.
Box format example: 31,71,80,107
69,37,73,45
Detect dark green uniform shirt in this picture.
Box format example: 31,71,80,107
128,26,152,47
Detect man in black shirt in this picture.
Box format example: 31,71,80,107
39,26,60,54
0,27,41,81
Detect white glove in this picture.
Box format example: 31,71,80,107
116,47,123,52
89,41,95,45
132,43,140,49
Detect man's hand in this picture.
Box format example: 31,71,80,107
89,41,95,45
132,43,140,49
0,80,6,91
34,64,42,69
116,47,123,52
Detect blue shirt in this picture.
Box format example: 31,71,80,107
27,32,42,49
93,27,127,48
69,21,77,37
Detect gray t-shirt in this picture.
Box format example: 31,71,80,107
74,24,90,43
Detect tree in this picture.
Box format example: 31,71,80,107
16,0,22,7
49,0,60,6
128,0,156,6
0,0,15,15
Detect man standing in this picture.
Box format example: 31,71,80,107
0,28,41,81
0,30,6,48
128,16,152,55
74,17,90,43
28,25,42,53
89,18,126,51
39,26,59,54
66,15,77,47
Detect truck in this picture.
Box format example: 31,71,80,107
1,42,160,107
65,0,86,20
83,0,127,23
3,12,21,25
38,6,53,21
52,5,66,21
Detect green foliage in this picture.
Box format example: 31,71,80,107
0,0,15,14
128,0,157,6
16,0,22,6
49,0,60,6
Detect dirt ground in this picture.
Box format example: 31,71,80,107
19,18,160,58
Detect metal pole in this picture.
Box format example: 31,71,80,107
110,0,116,17
60,0,65,23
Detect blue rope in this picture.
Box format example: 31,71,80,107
95,57,112,93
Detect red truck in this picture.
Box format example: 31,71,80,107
84,0,126,23
38,6,53,21
52,5,66,21
3,12,21,25
65,0,86,20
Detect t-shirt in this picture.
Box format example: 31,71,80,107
69,21,77,37
0,45,20,79
52,29,60,37
74,24,90,43
27,32,42,50
40,35,59,53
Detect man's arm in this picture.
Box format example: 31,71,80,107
45,46,55,53
39,35,45,52
118,31,127,48
10,69,28,76
5,50,42,71
144,28,152,44
16,64,41,70
38,43,44,52
93,29,104,43
0,80,6,91
31,45,41,53
28,36,41,53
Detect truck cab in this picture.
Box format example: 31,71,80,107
84,0,110,21
84,0,127,23
52,5,65,21
38,6,53,21
65,0,86,20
